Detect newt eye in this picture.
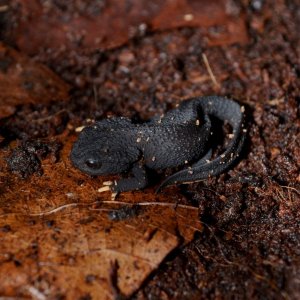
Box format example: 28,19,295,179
85,158,102,169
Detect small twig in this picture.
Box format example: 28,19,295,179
28,203,83,216
267,97,284,106
280,185,300,195
202,53,220,89
0,201,100,217
101,200,199,210
0,200,199,218
31,109,67,123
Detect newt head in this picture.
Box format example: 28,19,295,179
70,123,140,176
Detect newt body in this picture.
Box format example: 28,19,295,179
70,96,246,192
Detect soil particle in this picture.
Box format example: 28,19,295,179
6,139,61,178
108,205,142,221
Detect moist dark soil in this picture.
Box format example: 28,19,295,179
0,0,299,299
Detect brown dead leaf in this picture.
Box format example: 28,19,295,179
0,133,202,299
9,0,248,56
0,42,70,119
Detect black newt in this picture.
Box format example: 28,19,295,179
70,96,246,193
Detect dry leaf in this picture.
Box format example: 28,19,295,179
0,42,70,119
10,0,248,55
0,134,202,299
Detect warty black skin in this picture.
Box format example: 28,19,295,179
70,96,246,193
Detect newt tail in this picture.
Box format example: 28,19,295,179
157,96,246,191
